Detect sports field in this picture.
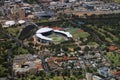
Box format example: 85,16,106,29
66,28,90,39
48,33,67,44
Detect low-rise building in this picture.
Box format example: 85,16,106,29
46,56,78,70
13,54,43,76
93,75,103,80
98,67,111,77
86,73,93,80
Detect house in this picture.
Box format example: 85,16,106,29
47,56,78,62
86,73,93,80
98,67,111,77
112,70,120,75
109,45,118,51
46,56,78,70
47,61,59,70
4,0,11,3
92,75,103,80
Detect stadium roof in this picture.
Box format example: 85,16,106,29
36,27,53,34
36,33,52,41
54,30,72,38
36,27,72,41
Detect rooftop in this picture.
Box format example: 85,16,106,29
109,45,118,51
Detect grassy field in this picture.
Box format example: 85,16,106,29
6,27,19,37
67,28,90,39
48,33,67,44
106,52,120,66
46,28,90,44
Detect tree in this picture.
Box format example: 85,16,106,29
70,76,77,80
84,46,90,51
17,47,28,55
0,65,8,77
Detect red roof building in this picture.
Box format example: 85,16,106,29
47,56,78,62
112,71,120,75
52,27,63,30
109,46,118,51
77,29,85,33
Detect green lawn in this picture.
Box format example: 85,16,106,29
48,33,66,44
39,19,49,23
87,42,98,47
74,32,90,39
106,52,120,66
47,28,90,43
67,28,79,35
67,28,90,39
6,27,19,37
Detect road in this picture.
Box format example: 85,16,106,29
8,49,14,80
1,28,27,48
26,20,39,29
38,51,50,72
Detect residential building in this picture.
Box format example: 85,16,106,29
93,75,103,80
13,54,43,76
98,67,111,77
86,73,93,80
19,9,26,20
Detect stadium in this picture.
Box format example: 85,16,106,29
35,27,72,44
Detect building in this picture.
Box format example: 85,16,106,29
19,9,26,20
0,0,4,6
98,67,111,77
93,75,103,80
45,56,78,70
3,20,15,28
36,27,53,42
37,0,51,3
35,27,72,44
34,10,55,19
112,70,120,75
86,73,93,80
15,0,23,3
109,45,118,51
4,0,11,3
84,4,94,10
13,54,43,76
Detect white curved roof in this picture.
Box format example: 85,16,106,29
36,27,72,41
54,30,72,38
36,34,52,41
36,27,53,34
18,20,25,24
5,20,15,26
